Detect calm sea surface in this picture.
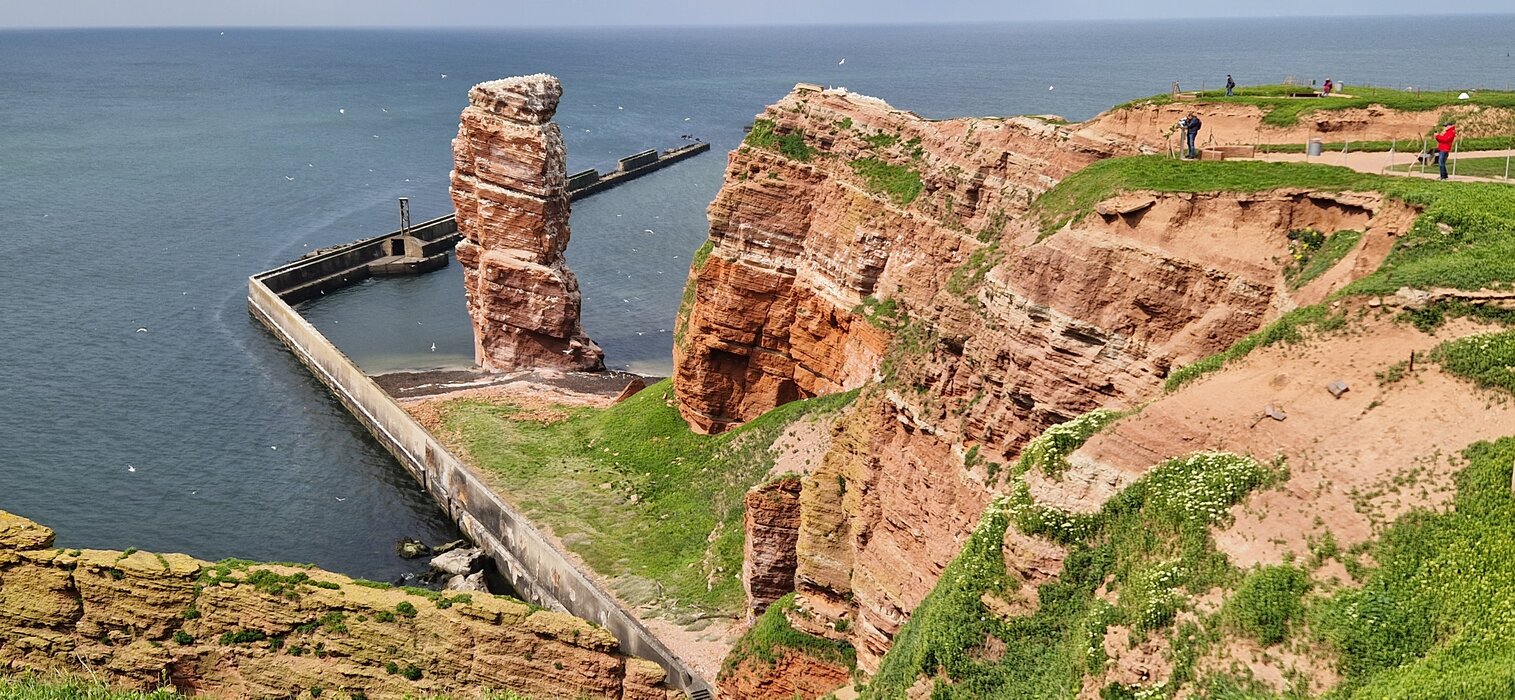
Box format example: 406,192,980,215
2,17,1511,579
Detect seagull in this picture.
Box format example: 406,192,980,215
285,176,295,181
430,342,437,351
684,117,691,121
618,106,624,110
381,108,389,113
307,163,313,167
1048,86,1055,90
127,465,136,473
334,497,347,502
270,446,278,450
644,229,655,234
339,108,345,115
135,327,148,333
441,74,448,78
838,58,845,65
372,134,379,138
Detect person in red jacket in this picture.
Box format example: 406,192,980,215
1435,122,1457,180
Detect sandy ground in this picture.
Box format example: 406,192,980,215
1251,147,1515,182
1057,310,1515,570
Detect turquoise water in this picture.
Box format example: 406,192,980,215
2,18,1511,580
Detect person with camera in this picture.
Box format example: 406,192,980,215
1178,113,1203,159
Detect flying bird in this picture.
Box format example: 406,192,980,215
644,229,655,234
838,58,845,65
441,74,448,78
335,497,347,502
127,465,136,473
284,176,295,181
135,327,148,333
338,108,345,115
1048,86,1055,90
430,342,437,352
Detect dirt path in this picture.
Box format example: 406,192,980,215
1250,148,1515,182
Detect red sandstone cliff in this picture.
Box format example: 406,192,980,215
451,74,605,372
677,85,1424,675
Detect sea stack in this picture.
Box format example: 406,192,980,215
450,74,604,372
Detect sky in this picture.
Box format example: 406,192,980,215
3,0,1511,29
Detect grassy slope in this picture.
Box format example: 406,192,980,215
0,677,182,700
438,380,857,615
1112,84,1515,128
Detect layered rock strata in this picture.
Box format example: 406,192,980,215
0,510,671,699
741,477,803,618
451,74,604,372
682,85,1416,673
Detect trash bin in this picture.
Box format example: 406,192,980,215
1307,139,1323,157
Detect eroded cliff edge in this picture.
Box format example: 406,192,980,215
0,510,672,699
683,84,1515,698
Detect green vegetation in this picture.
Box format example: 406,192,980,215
1033,157,1377,235
673,239,714,350
0,676,182,700
1313,438,1515,699
1432,329,1515,395
867,446,1282,699
219,629,268,645
720,593,856,678
1222,565,1311,645
1285,229,1362,289
744,118,815,161
849,157,923,206
1390,154,1515,179
394,601,418,618
853,295,906,331
1017,408,1124,476
1115,84,1515,128
862,132,900,149
437,380,858,615
1400,299,1515,333
1164,304,1344,391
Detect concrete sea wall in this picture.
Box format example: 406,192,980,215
248,264,711,697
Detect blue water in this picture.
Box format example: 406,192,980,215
2,17,1511,580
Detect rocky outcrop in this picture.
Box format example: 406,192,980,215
675,84,1112,434
718,648,851,700
741,478,802,618
0,510,672,699
687,85,1421,675
451,74,605,372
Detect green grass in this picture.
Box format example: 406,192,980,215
866,449,1281,699
1313,438,1515,699
849,157,923,206
1431,329,1515,395
1390,154,1515,179
0,676,183,699
1033,157,1379,235
1113,84,1515,128
438,380,858,615
1222,565,1310,646
1286,229,1362,289
744,118,814,162
720,593,857,678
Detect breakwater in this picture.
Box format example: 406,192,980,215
248,265,711,696
275,141,710,304
245,140,716,697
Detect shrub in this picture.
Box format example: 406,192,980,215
1224,565,1310,645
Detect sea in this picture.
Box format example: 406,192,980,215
2,16,1511,581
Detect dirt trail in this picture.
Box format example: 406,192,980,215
1250,148,1515,182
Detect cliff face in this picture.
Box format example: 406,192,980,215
0,510,671,699
674,85,1113,434
451,74,605,372
680,85,1421,674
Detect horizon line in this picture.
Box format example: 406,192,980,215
5,11,1514,31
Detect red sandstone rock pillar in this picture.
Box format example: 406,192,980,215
742,477,803,619
450,74,605,372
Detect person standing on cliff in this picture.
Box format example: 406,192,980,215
1435,121,1457,180
1179,113,1203,159
1225,75,1235,96
1323,79,1334,96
